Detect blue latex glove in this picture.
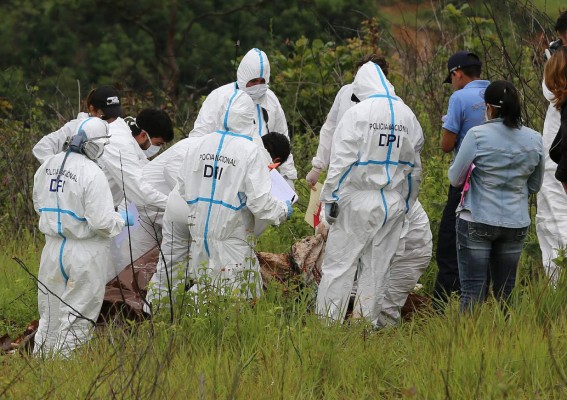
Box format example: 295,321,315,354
119,210,134,226
285,200,293,219
325,203,338,225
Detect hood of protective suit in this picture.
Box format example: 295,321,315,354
353,61,396,101
237,48,271,90
220,90,255,137
76,117,110,139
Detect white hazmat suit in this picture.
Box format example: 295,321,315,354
32,118,124,357
316,62,424,325
536,81,567,283
190,48,297,181
147,90,288,310
32,115,168,280
309,76,431,327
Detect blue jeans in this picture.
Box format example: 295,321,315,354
456,218,528,312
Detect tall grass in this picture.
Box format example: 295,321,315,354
2,272,567,398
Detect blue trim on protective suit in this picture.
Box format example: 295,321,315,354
374,63,396,226
39,208,87,221
406,174,412,212
256,105,263,137
368,93,399,101
253,48,264,78
201,130,252,257
186,197,246,211
223,89,239,131
214,130,253,141
330,158,415,202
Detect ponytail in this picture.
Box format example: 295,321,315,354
485,80,522,129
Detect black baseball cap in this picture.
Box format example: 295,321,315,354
88,86,122,119
444,51,482,83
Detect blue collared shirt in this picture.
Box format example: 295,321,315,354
448,118,544,228
443,80,490,154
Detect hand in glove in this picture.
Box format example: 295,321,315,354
324,202,339,225
306,168,321,189
119,210,135,226
285,200,294,219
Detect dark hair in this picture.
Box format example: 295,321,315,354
261,132,291,164
136,108,174,142
460,65,482,79
484,80,522,129
555,10,567,34
357,54,389,76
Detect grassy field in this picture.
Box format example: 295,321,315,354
2,1,567,398
1,234,567,398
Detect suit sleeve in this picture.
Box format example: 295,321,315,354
99,142,168,210
320,109,361,203
311,87,344,171
84,169,125,238
243,148,287,224
33,122,74,163
270,96,298,180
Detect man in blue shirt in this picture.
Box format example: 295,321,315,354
433,51,490,309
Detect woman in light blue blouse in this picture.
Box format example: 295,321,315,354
448,80,545,312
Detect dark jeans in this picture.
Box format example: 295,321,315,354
456,218,527,312
433,185,462,307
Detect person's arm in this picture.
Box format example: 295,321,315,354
407,116,425,206
555,103,567,193
528,137,545,194
269,95,298,181
311,86,346,171
441,94,462,153
441,128,458,153
189,89,222,138
448,130,477,187
243,147,287,225
320,109,361,203
99,139,168,210
84,169,125,238
32,116,85,163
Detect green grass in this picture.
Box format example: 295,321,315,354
0,239,41,337
2,274,567,398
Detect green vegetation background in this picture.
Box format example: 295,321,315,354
1,0,567,398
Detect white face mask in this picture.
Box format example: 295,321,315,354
244,83,268,102
142,131,161,158
144,144,161,158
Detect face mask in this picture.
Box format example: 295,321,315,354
142,131,161,157
144,145,161,158
484,106,489,122
245,84,268,101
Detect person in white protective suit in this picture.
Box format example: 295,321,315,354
189,48,298,186
316,62,424,326
146,90,293,312
32,88,174,280
136,130,290,260
306,56,431,327
32,117,125,357
536,13,567,284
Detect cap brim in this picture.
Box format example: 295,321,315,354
102,105,122,119
443,72,452,84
